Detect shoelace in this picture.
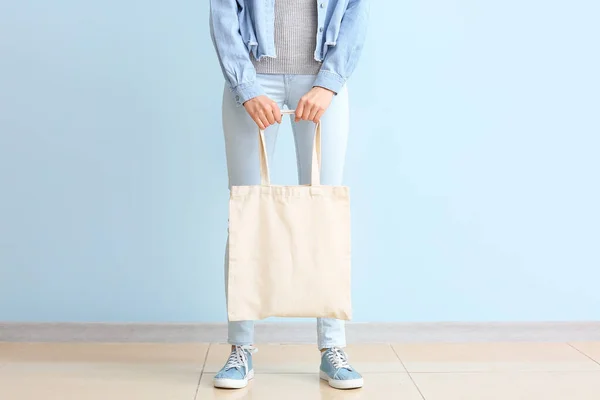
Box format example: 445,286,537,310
327,347,352,370
224,345,257,371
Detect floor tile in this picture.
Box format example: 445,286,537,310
411,371,600,400
0,342,209,365
570,342,600,364
343,344,407,372
197,372,423,400
204,344,404,374
0,362,201,400
392,342,600,372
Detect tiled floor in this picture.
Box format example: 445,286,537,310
1,342,599,399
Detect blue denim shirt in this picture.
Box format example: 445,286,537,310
210,0,369,105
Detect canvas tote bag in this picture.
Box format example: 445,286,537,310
227,111,352,321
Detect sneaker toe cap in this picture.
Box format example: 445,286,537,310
215,368,245,380
333,368,362,380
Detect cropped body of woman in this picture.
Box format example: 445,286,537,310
210,0,368,390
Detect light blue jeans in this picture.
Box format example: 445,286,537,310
222,74,349,349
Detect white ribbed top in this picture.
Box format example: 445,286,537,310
253,0,322,75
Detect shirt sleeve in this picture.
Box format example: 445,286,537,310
210,0,265,105
313,0,370,94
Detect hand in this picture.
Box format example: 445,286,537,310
243,96,282,130
295,87,335,123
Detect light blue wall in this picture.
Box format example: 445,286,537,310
1,0,599,323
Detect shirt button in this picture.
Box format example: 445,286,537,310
320,3,325,8
235,95,240,102
319,27,324,32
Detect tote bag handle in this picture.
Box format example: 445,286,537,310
258,110,322,186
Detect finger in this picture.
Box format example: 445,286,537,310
272,103,282,124
264,107,276,126
253,114,266,130
257,111,271,129
295,100,305,122
308,106,320,123
313,109,326,124
302,103,313,121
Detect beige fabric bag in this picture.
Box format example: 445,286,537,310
227,112,352,321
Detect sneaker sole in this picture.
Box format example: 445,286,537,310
319,370,364,389
213,369,254,389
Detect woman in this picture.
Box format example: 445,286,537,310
209,0,369,390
